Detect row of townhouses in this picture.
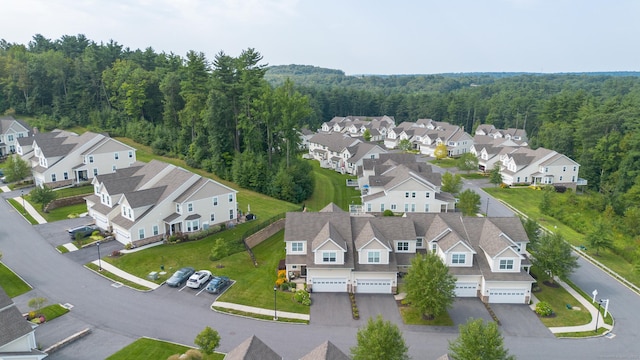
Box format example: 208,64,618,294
0,116,31,158
284,204,534,304
307,115,585,190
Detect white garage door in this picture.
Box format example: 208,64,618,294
355,279,392,294
455,282,477,297
488,289,527,304
312,278,347,292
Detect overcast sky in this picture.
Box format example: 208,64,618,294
3,0,639,75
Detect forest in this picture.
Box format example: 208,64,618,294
2,34,640,218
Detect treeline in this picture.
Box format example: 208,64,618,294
0,34,313,203
3,35,640,215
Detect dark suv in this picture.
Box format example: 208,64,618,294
68,225,99,239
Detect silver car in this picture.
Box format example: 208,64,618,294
186,270,212,289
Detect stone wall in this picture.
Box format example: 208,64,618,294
244,219,286,249
45,194,87,212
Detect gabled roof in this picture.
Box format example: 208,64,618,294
224,335,281,360
319,203,345,213
124,186,166,208
346,142,387,163
300,341,350,360
0,116,30,135
312,222,348,251
309,132,360,152
0,288,34,348
353,221,391,250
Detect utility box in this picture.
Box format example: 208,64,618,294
147,271,159,280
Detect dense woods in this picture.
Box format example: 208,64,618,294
2,34,640,215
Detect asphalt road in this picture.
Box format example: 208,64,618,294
2,189,640,359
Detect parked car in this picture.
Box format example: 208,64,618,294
205,276,230,294
186,270,212,289
68,224,99,239
166,267,195,287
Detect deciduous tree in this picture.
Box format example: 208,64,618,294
434,143,448,160
448,318,515,360
441,172,463,195
529,232,578,284
489,164,503,186
194,326,220,355
457,189,481,216
3,154,31,182
456,152,478,174
404,252,456,320
350,315,409,360
585,221,613,256
29,185,57,211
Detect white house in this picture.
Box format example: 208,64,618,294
19,130,137,188
284,204,534,303
0,116,31,158
0,288,47,360
499,147,583,188
85,160,238,246
308,132,387,174
358,155,456,214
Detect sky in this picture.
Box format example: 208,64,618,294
2,0,639,75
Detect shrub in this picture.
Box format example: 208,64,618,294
111,250,121,257
382,209,395,216
124,242,133,250
294,289,311,306
535,301,553,317
280,282,291,291
277,269,286,278
554,185,567,193
275,277,286,286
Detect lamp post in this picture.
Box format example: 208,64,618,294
595,299,603,333
486,197,490,217
273,285,278,320
96,241,102,271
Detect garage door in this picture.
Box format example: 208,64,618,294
488,289,527,304
312,278,347,292
454,282,477,297
355,279,392,294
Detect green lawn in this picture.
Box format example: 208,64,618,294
429,158,457,168
108,229,309,314
43,203,89,222
106,338,224,360
304,160,361,211
39,303,70,321
399,306,454,326
0,262,32,297
533,282,591,327
85,263,151,291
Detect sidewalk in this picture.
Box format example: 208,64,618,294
529,279,612,334
213,301,310,321
89,260,160,290
12,193,48,224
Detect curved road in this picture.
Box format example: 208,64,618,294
1,189,640,359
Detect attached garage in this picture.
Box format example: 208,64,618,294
355,279,392,294
312,278,347,292
454,282,478,297
488,289,527,304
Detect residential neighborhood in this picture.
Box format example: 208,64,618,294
0,116,32,159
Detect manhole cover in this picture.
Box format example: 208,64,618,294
111,282,123,288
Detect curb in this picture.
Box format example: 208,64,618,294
43,327,91,354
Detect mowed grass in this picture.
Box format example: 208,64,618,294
400,306,454,326
39,303,70,321
0,262,32,297
304,160,361,211
106,338,224,360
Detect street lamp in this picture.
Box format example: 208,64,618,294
273,285,278,320
486,197,490,217
594,299,603,333
96,241,102,271
21,190,25,213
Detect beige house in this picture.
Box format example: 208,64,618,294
284,204,534,304
86,160,238,246
0,116,31,158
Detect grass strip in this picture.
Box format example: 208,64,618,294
106,337,224,360
7,198,38,224
0,262,32,297
85,263,152,291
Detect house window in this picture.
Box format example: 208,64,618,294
416,238,423,247
63,172,69,180
128,151,133,158
210,213,215,222
101,194,105,203
187,203,193,212
424,204,430,212
397,242,409,251
367,251,381,263
411,204,416,212
51,174,57,182
8,134,14,141
545,167,549,173
391,204,397,210
229,209,234,219
186,220,200,232
426,192,430,198
499,259,514,270
405,192,410,198
452,253,466,264
89,156,94,163
213,197,218,206
562,166,566,172
366,203,372,212
323,252,337,263
559,176,563,181
380,203,385,212
112,165,117,172
411,192,416,198
138,228,145,240
228,194,233,202
114,152,119,160
93,168,98,176
176,204,181,213
153,225,159,236
573,166,577,171
572,176,576,182
292,242,304,252
404,203,409,212
127,208,132,218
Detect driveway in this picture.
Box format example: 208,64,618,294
491,304,553,338
310,293,401,328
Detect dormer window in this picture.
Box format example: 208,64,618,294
396,242,409,252
367,251,381,263
499,259,514,270
322,251,337,263
452,253,466,264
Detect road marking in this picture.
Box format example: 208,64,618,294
196,287,207,296
178,285,188,291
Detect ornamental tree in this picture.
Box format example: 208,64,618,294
351,315,409,360
404,252,456,319
448,318,515,360
194,326,220,355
